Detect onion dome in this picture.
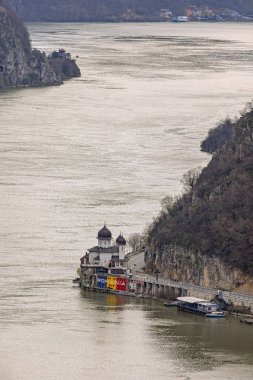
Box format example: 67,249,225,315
116,234,126,245
97,225,112,239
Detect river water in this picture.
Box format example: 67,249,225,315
0,22,253,379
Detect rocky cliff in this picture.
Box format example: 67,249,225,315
4,0,253,22
145,245,253,295
146,104,253,294
0,1,80,89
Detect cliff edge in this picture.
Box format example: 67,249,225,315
0,1,80,89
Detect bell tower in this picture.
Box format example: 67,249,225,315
116,234,127,260
97,225,112,248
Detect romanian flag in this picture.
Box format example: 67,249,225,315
107,276,117,290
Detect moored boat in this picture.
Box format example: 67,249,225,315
177,296,220,316
72,277,81,286
164,301,179,307
173,16,188,22
240,318,253,325
205,311,225,318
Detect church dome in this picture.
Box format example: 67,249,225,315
97,225,112,239
116,234,126,245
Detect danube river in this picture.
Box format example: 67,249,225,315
0,22,253,379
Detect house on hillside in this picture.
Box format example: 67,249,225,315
160,9,173,21
185,5,202,19
218,9,242,20
185,5,216,20
47,48,71,60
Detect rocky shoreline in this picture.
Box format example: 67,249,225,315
0,1,80,90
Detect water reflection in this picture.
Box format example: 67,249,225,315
146,303,253,372
76,291,253,378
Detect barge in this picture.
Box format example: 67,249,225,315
177,296,221,316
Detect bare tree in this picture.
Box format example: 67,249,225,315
181,167,202,193
160,195,175,212
127,233,142,253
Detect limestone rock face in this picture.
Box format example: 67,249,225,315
49,56,81,81
0,2,60,88
145,244,253,295
0,2,80,89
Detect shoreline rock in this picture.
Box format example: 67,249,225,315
0,1,80,90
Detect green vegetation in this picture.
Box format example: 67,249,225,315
147,103,253,275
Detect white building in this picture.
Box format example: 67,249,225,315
81,225,128,274
160,9,173,21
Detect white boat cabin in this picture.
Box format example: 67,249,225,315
177,296,218,314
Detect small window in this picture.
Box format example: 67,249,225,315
0,66,4,74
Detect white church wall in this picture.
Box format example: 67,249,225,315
98,239,111,248
119,245,126,260
99,252,114,266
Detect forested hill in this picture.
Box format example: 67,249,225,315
147,105,253,276
4,0,253,22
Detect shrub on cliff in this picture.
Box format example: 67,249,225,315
201,118,234,154
147,104,253,275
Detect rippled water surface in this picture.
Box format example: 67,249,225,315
1,22,253,379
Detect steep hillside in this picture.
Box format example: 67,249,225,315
145,104,253,292
4,0,253,22
0,1,80,89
